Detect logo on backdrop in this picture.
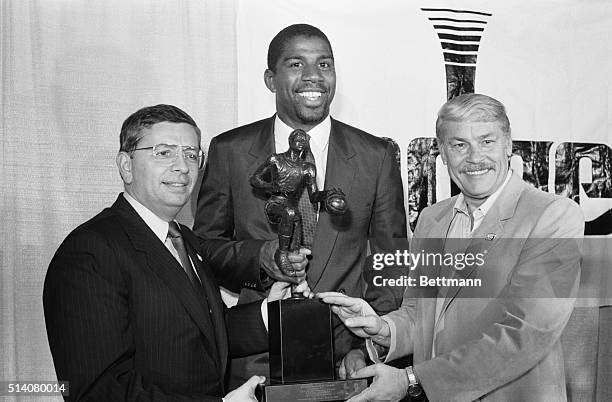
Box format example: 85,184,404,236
395,8,612,235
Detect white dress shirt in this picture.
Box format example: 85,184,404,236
274,115,331,190
123,192,275,330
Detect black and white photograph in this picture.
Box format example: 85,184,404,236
2,1,611,401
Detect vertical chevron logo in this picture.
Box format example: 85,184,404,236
421,8,492,99
406,8,494,230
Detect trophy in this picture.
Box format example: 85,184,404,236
250,130,367,401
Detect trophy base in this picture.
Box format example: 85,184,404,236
258,378,368,402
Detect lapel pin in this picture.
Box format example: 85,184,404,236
485,233,496,241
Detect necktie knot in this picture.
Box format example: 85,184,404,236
167,221,181,239
167,221,200,287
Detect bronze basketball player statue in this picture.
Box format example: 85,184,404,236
250,129,347,286
250,130,367,400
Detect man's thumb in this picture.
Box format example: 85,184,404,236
246,375,266,387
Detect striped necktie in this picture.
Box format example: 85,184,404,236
296,131,318,249
167,221,200,286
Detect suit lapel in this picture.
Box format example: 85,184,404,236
428,199,457,239
438,173,525,316
183,228,228,374
309,118,357,289
112,196,220,365
419,297,438,362
414,206,455,337
247,116,275,174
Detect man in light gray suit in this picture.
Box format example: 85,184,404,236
320,94,583,401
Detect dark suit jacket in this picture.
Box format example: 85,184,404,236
43,195,268,401
194,116,407,362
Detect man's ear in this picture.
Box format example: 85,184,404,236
264,69,276,93
438,141,448,165
116,151,133,185
505,135,513,158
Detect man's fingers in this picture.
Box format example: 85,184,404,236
317,291,347,299
294,280,314,298
245,375,266,387
347,388,371,402
298,248,312,256
319,294,360,308
338,361,347,380
343,349,366,379
287,253,307,263
345,316,381,333
287,248,312,263
351,364,377,379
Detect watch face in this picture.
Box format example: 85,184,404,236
408,384,423,398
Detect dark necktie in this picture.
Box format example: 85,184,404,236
296,132,318,249
167,222,218,362
167,221,200,286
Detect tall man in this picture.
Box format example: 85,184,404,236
194,24,407,383
320,94,584,401
44,105,302,401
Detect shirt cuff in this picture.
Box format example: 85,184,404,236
366,339,383,362
382,315,398,363
261,299,269,332
365,316,396,363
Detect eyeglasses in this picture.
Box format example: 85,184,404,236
132,144,204,169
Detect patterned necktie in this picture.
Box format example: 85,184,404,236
167,222,218,360
167,221,200,286
296,131,318,249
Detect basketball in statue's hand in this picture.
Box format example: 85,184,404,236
325,189,347,216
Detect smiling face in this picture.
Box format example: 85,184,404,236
264,35,336,131
439,120,512,210
117,121,199,221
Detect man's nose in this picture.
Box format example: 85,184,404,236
171,150,190,172
466,144,485,163
302,63,323,82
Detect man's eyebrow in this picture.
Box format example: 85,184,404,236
281,55,334,61
476,132,497,139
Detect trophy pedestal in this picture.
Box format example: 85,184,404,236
260,298,367,401
258,379,368,402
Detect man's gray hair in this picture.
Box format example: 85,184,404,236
435,94,511,142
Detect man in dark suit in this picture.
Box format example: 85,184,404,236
194,24,407,385
43,105,301,401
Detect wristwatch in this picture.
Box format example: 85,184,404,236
405,366,425,400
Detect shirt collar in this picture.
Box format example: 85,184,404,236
453,168,514,219
273,115,331,152
123,192,169,243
